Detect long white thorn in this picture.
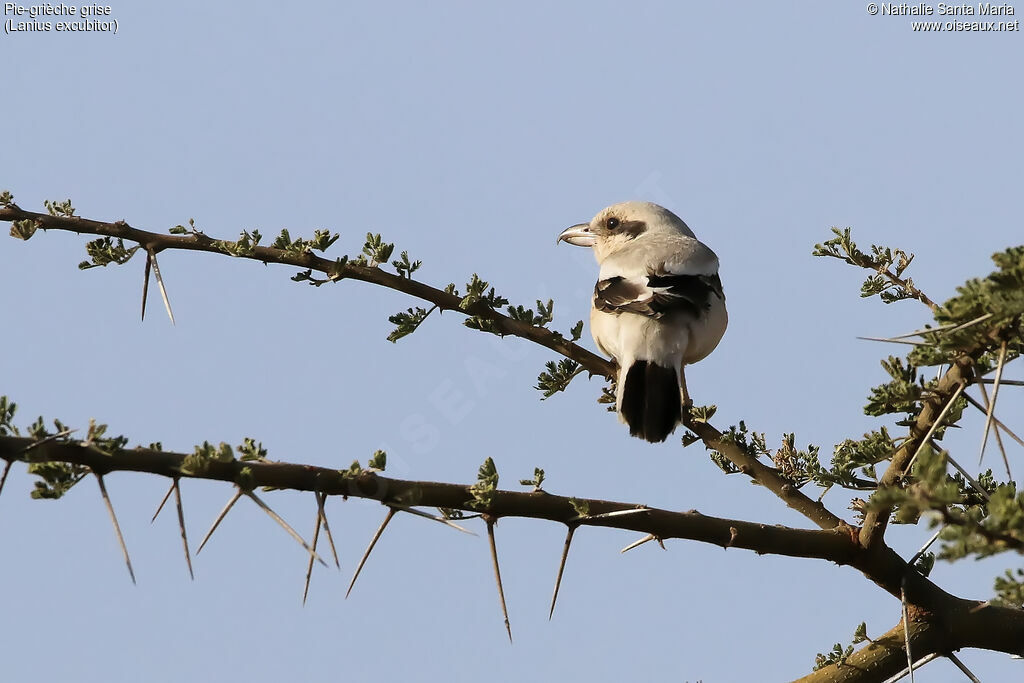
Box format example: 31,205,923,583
856,336,923,346
391,504,476,535
149,249,176,325
571,507,649,524
173,479,194,580
975,378,1024,386
620,534,656,553
0,459,12,500
549,526,575,620
316,492,341,569
141,249,152,321
346,507,396,599
880,653,941,683
976,380,1011,479
303,495,324,606
901,584,914,683
904,382,966,475
197,488,242,554
245,491,327,567
947,652,982,683
963,392,1024,449
486,518,512,643
938,446,991,502
96,474,136,585
151,480,175,523
978,342,1008,470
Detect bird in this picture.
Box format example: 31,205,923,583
557,201,728,443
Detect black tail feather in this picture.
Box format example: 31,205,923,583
620,360,681,443
620,362,648,437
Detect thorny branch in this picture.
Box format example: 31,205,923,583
0,204,847,532
4,203,1024,682
0,435,851,563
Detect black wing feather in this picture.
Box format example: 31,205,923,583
594,272,723,319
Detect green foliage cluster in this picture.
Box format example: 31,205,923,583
79,237,140,269
518,467,545,491
814,229,1024,599
469,457,499,509
993,568,1024,608
535,359,582,399
910,246,1024,367
821,428,895,489
705,421,822,487
813,623,868,671
387,306,436,342
813,227,923,305
272,227,340,254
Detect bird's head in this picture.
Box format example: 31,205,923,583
557,201,695,262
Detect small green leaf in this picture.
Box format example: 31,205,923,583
368,450,387,471
518,467,545,491
237,438,267,462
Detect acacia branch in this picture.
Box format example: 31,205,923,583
0,435,851,564
0,204,849,532
683,418,844,530
0,204,614,376
796,597,1024,683
4,432,1024,676
859,358,975,550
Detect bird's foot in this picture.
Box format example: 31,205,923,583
681,396,694,419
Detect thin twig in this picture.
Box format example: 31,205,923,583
173,478,194,580
95,473,136,585
549,525,575,620
486,517,512,642
197,488,243,554
245,491,327,567
346,507,396,599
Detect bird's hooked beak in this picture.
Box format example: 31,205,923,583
557,222,596,247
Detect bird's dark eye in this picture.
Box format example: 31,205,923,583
607,217,620,229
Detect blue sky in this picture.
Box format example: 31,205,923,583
2,2,1022,680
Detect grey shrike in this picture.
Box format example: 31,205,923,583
558,201,728,443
